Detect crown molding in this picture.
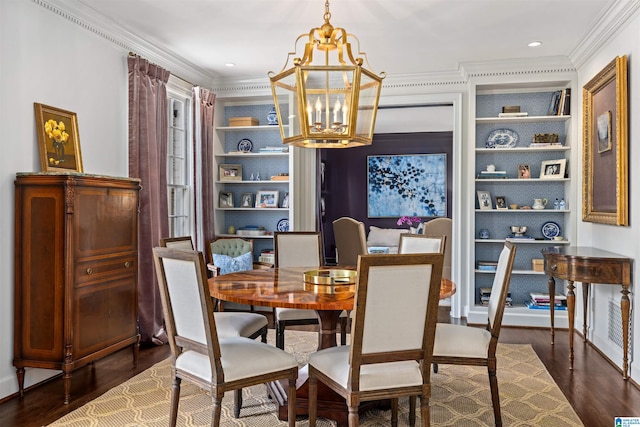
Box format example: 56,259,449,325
570,0,640,69
36,0,213,87
461,56,576,80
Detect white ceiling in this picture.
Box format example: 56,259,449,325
71,0,617,83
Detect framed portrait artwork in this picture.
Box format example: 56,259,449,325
540,159,566,179
219,164,242,181
34,103,83,172
517,164,531,179
240,193,254,208
219,191,234,208
281,192,289,208
582,55,628,226
477,190,492,210
218,191,233,208
256,190,279,208
495,196,507,210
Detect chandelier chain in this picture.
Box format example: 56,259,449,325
324,1,331,22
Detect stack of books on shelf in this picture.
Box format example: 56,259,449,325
258,248,274,264
548,89,571,116
477,170,508,179
259,146,289,153
526,292,567,310
477,261,498,271
480,287,512,306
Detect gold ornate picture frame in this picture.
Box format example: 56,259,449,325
34,103,83,172
582,55,628,226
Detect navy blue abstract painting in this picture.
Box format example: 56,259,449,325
367,154,447,218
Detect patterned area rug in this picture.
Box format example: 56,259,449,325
48,330,583,426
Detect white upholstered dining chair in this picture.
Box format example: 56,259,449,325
339,234,447,346
308,253,445,427
159,236,269,418
431,241,516,427
273,231,323,349
152,247,298,427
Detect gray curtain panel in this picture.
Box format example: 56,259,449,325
128,55,170,344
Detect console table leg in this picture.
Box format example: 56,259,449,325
547,276,556,344
621,285,630,380
566,280,576,370
582,282,590,342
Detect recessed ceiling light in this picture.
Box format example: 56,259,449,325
528,41,542,47
225,63,236,67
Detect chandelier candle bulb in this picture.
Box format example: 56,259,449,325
333,99,341,123
315,97,322,123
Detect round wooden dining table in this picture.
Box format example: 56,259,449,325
208,266,456,426
208,266,455,349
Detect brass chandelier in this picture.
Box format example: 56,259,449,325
268,1,385,148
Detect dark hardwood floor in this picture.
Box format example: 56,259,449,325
2,309,639,427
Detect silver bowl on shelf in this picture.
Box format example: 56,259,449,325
510,225,527,237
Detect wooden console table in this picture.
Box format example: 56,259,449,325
541,246,632,379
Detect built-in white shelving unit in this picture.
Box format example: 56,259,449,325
467,78,577,327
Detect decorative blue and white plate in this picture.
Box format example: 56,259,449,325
486,129,519,148
541,221,561,239
237,138,253,153
276,218,289,232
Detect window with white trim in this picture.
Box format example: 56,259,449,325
167,83,193,237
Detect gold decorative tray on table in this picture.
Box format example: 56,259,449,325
303,269,357,293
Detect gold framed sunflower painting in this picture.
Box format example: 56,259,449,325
34,103,83,172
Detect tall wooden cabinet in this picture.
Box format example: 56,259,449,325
13,173,141,404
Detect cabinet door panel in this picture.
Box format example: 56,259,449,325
74,284,110,358
108,278,138,342
74,276,137,358
74,187,138,257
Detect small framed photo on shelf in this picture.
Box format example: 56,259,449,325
219,164,242,181
540,159,566,179
517,164,531,179
256,190,279,208
477,190,492,210
219,191,234,208
281,192,289,208
495,196,507,210
240,193,254,208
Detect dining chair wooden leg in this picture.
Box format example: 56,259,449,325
391,397,399,427
420,394,430,427
212,392,223,426
233,389,242,418
488,363,502,427
287,377,297,427
339,315,348,345
276,322,285,349
409,395,416,426
348,403,359,427
308,374,317,427
169,377,180,427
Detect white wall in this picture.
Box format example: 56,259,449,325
0,0,130,399
575,10,640,383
